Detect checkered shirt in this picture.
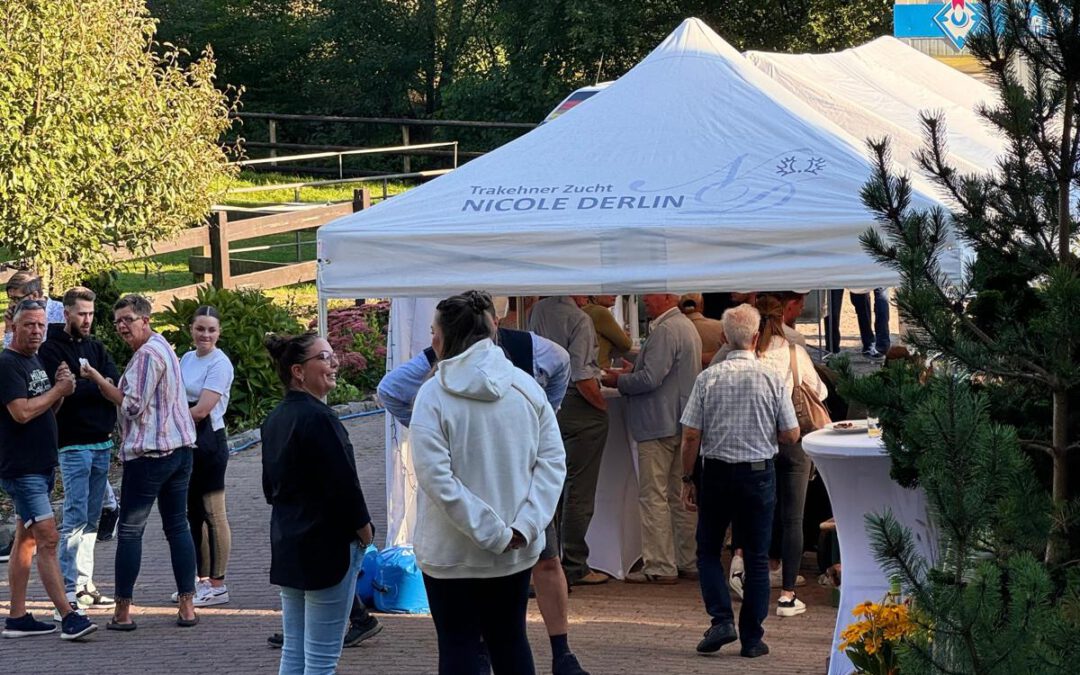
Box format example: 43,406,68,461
680,350,798,463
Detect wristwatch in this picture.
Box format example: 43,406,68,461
681,474,694,484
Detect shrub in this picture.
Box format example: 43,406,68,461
158,285,302,430
315,301,388,397
328,382,361,406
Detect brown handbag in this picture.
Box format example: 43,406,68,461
789,344,831,435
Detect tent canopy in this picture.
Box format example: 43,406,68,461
318,18,951,299
746,36,1004,178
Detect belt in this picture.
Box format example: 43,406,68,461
702,457,774,471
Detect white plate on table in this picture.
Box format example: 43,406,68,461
825,420,868,434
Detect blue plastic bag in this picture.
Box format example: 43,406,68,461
355,544,379,606
372,545,429,614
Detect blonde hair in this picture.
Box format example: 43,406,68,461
754,295,786,356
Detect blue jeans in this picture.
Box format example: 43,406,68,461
114,449,197,600
0,471,55,527
58,446,112,595
849,288,891,353
279,542,363,675
696,458,776,648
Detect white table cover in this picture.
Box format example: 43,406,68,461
803,429,937,675
584,390,642,579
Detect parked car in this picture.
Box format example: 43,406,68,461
541,82,612,123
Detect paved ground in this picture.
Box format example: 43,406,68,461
1,413,838,674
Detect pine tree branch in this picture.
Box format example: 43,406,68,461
1021,439,1056,457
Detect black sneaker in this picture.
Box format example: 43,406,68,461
60,612,97,641
2,613,56,638
696,623,737,653
741,641,770,658
267,632,283,648
343,615,382,647
553,651,590,675
97,507,119,542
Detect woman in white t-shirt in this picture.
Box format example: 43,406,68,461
178,305,235,608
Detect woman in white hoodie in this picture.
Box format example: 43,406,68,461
409,291,567,675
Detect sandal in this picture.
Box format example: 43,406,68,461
106,619,137,632
177,611,199,628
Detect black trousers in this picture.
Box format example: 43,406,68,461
423,568,535,675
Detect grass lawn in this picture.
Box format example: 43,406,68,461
221,170,412,208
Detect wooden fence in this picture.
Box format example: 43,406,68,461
133,189,372,308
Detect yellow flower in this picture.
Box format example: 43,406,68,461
853,601,876,617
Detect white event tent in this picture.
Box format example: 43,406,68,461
316,17,957,546
746,36,1005,178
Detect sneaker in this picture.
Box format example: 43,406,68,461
193,585,230,607
552,651,590,675
696,623,737,653
769,566,806,588
2,613,56,638
76,589,115,609
172,579,210,603
53,603,87,623
740,641,770,658
267,632,283,649
777,595,807,617
728,571,744,599
343,614,382,647
862,346,884,360
96,507,118,542
60,611,97,641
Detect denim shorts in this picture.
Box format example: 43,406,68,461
0,470,56,527
539,518,559,561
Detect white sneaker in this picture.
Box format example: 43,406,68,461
777,595,807,617
769,566,806,588
52,603,87,623
193,585,229,607
171,578,210,603
728,555,745,600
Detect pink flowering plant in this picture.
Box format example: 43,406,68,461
312,301,389,397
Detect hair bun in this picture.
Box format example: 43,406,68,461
264,333,288,359
464,290,492,314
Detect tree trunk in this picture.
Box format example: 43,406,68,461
1047,389,1069,564
1059,82,1074,263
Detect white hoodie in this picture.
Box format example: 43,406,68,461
410,339,567,579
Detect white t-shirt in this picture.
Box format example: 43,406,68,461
180,349,234,431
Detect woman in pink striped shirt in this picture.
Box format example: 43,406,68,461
81,294,198,631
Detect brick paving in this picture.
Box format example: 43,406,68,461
2,414,837,674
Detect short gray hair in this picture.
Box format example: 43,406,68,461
114,294,152,317
722,304,760,350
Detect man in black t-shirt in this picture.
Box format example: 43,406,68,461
0,300,96,641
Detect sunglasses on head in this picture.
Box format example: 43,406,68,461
16,299,47,311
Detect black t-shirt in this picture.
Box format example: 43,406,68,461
0,349,59,479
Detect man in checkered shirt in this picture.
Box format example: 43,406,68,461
678,302,799,660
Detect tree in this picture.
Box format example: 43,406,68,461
843,1,1080,671
0,0,239,287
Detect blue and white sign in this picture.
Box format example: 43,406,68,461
933,0,985,49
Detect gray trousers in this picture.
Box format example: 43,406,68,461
770,440,811,590
556,389,609,583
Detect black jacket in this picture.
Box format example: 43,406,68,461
38,325,120,448
261,390,372,590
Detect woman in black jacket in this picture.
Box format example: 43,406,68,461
261,332,374,675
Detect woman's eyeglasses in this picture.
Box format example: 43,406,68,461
302,350,340,366
112,315,146,327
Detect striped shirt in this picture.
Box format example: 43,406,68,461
117,333,196,461
680,350,798,463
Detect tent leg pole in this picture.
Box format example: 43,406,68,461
318,296,329,338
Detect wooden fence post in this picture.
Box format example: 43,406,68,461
401,124,411,174
353,188,371,212
268,119,278,167
208,211,231,290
